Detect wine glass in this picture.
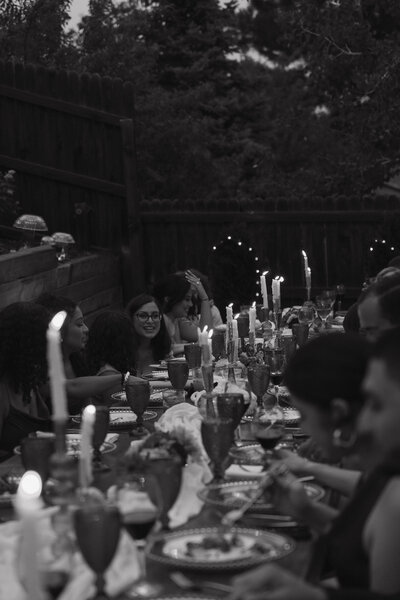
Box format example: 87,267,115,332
125,380,150,438
167,358,189,401
201,417,234,481
264,349,285,405
184,343,202,379
315,295,334,330
298,304,315,329
216,393,246,444
92,406,110,472
247,364,270,408
336,284,346,313
116,472,162,597
74,504,121,600
251,398,285,466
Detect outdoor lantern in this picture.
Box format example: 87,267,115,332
13,214,48,248
51,232,75,262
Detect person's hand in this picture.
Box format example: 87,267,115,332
267,463,312,520
229,563,326,600
272,449,311,476
185,270,208,301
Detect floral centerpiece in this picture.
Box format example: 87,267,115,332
133,424,203,466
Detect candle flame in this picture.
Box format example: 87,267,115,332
228,302,233,308
202,325,208,333
208,329,213,339
49,311,67,332
83,404,96,417
274,275,284,283
234,313,240,319
18,471,42,499
302,250,307,259
262,270,269,276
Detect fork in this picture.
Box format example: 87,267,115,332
222,472,273,527
170,571,232,594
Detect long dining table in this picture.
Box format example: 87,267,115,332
0,403,317,599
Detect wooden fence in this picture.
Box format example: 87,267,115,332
1,61,400,311
0,60,143,299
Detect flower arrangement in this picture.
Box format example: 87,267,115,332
125,424,204,470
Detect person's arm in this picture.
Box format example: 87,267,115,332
366,477,400,593
275,450,361,496
184,270,213,331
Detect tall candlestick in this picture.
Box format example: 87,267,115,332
79,404,96,490
249,302,256,334
15,471,45,600
226,303,233,324
260,271,269,309
200,327,213,366
306,267,312,300
232,319,239,340
272,276,284,313
47,311,68,423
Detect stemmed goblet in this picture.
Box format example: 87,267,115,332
167,358,189,401
116,471,162,597
125,380,151,438
201,417,234,481
315,295,334,330
264,348,285,404
74,504,121,600
216,393,246,444
251,397,285,467
184,343,202,380
247,364,270,408
92,406,110,472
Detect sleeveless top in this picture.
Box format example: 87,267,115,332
317,452,400,589
0,382,52,451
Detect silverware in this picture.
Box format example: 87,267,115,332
170,571,232,594
222,472,273,526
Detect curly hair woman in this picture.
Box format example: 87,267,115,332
36,293,142,412
126,294,171,374
0,302,52,452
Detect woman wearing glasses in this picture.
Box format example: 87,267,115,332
126,294,171,375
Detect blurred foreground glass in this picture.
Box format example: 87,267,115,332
247,364,270,408
74,504,121,600
201,417,234,481
117,472,162,597
216,393,247,443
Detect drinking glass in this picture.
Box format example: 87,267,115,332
247,364,270,408
298,304,315,329
211,328,226,361
251,398,285,466
74,504,121,600
92,406,110,472
184,343,202,379
116,472,162,597
201,417,234,481
264,349,285,405
315,295,334,330
216,393,246,444
336,284,346,313
125,380,151,438
20,436,55,483
167,359,189,401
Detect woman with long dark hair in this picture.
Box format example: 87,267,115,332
0,302,52,451
126,294,171,374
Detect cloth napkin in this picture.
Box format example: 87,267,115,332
0,509,139,600
152,403,212,527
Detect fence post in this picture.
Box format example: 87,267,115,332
120,118,145,303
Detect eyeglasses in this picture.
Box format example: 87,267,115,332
135,311,161,323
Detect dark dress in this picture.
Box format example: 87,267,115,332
0,404,52,451
315,453,400,590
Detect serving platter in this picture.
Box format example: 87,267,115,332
198,479,324,514
14,434,117,459
147,527,295,571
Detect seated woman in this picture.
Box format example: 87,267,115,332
179,269,222,342
126,294,171,375
86,310,136,404
36,293,141,412
231,332,400,596
0,302,52,452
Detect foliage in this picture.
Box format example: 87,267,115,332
0,169,21,225
1,0,400,205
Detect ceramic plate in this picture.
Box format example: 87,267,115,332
242,407,300,426
198,480,324,514
147,527,294,571
111,391,163,407
14,434,116,459
72,408,157,430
